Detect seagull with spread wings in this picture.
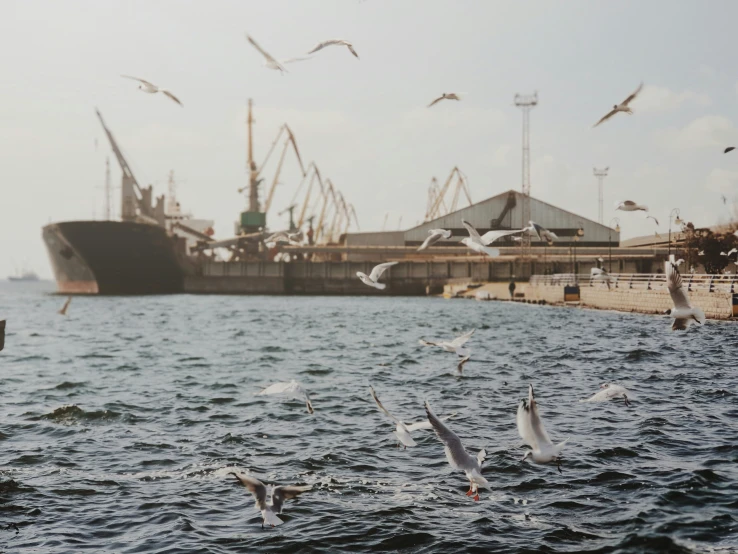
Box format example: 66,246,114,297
580,383,632,407
665,257,705,331
417,229,452,251
419,328,475,357
615,200,648,212
424,401,487,501
593,82,643,127
256,380,314,414
120,75,183,106
307,39,359,59
517,384,568,473
460,220,500,257
246,34,288,73
229,472,312,528
356,261,398,290
427,93,461,107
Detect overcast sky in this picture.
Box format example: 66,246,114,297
2,0,738,278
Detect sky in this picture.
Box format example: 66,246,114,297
2,0,738,278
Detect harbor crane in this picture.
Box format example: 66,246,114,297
278,204,298,231
424,166,472,221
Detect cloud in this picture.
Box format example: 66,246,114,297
704,168,738,195
655,115,738,151
634,85,711,113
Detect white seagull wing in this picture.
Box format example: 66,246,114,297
369,261,398,282
667,261,691,309
230,473,268,511
480,228,525,246
161,90,183,106
461,219,483,244
424,401,476,470
622,82,644,106
527,385,553,447
271,484,312,514
247,34,287,72
369,386,401,425
593,108,618,128
449,328,475,348
121,75,155,87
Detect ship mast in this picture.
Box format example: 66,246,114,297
104,156,111,220
248,99,259,212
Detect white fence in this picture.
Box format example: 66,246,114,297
529,273,738,294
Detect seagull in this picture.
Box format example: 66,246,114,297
58,296,72,316
229,472,312,528
265,230,303,247
257,380,314,414
357,261,398,289
0,319,5,352
593,82,643,127
461,220,500,257
590,267,612,290
615,200,648,212
419,328,475,357
479,227,528,246
246,34,288,73
517,384,568,473
424,401,487,501
646,215,660,226
724,248,737,257
307,39,359,59
665,257,705,331
428,93,461,107
264,56,312,71
418,229,452,251
120,75,183,106
527,221,557,243
580,383,631,407
724,147,735,154
369,386,454,448
456,353,471,374
698,250,705,256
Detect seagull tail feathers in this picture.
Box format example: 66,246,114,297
692,307,706,325
264,511,284,527
554,439,569,456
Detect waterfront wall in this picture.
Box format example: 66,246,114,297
526,282,735,320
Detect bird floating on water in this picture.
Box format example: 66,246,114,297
418,229,452,251
120,75,183,106
247,34,288,73
517,384,568,473
593,82,643,127
428,93,461,107
424,401,487,501
460,220,500,257
307,39,359,59
615,200,648,212
581,383,631,407
369,386,454,448
665,257,705,331
257,380,314,414
419,328,475,357
357,261,398,289
229,472,312,528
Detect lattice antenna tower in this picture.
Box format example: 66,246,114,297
514,92,538,259
593,167,609,224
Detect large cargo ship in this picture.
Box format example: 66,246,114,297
43,110,213,295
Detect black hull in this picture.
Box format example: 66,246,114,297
42,221,189,295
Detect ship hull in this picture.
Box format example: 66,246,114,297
42,221,188,295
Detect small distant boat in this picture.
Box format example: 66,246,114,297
8,269,39,282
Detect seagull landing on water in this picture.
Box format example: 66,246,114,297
246,34,288,73
581,383,631,407
307,39,359,59
418,229,452,251
461,220,500,257
593,82,643,127
369,386,455,448
257,380,314,414
517,384,568,474
615,200,648,212
121,76,183,106
419,328,475,357
229,472,312,528
424,401,487,501
357,261,398,289
427,93,461,107
665,257,705,331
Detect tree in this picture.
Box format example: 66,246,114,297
691,228,738,274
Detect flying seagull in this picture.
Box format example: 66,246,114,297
369,385,454,448
120,75,183,106
418,229,452,251
229,472,312,528
419,328,475,357
593,82,643,127
456,353,471,374
307,39,359,59
724,147,735,154
590,267,613,290
256,380,314,414
424,401,487,501
479,227,528,246
665,257,705,331
246,34,288,73
58,296,72,316
461,220,500,257
357,261,398,290
264,56,312,71
615,200,648,212
580,383,631,407
646,215,659,226
428,93,461,107
517,384,568,473
527,221,557,243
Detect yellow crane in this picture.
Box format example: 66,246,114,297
425,166,472,221
261,124,307,214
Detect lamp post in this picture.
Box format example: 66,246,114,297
668,208,683,258
573,225,584,283
609,217,620,273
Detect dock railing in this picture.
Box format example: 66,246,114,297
529,273,738,294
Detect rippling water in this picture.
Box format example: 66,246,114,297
1,282,737,553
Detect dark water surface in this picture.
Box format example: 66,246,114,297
1,283,737,553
